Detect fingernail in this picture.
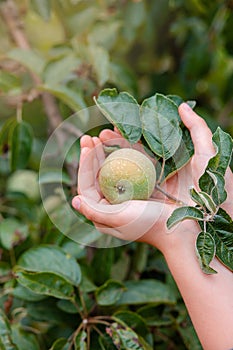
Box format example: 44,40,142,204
72,196,81,210
182,102,192,111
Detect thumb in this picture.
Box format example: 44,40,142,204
178,103,215,156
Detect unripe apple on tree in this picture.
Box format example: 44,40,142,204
98,148,156,204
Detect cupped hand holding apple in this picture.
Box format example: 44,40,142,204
72,102,233,252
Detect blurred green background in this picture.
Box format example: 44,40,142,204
0,1,232,349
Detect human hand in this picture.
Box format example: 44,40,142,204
72,103,233,253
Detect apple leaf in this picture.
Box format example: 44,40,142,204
75,330,87,350
0,309,19,350
31,0,51,21
95,279,125,306
15,271,74,300
195,231,217,274
49,338,70,350
116,279,176,306
167,206,204,230
15,245,82,286
189,187,217,214
206,127,233,176
156,123,194,181
11,324,40,350
141,94,182,159
94,88,141,143
109,322,148,350
166,94,196,109
199,127,233,204
7,48,45,75
207,208,233,272
10,121,33,171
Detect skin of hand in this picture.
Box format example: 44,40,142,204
72,103,233,350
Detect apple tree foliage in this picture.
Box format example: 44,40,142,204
0,0,233,349
96,88,233,275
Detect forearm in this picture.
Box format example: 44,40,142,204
163,230,233,350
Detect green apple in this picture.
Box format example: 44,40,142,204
98,148,156,204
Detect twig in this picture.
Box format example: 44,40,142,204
0,0,82,190
154,184,186,206
0,0,62,130
0,0,30,50
157,157,166,184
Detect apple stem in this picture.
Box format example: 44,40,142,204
157,157,166,184
154,184,186,206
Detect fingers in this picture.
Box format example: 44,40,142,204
99,129,131,148
178,103,215,156
78,136,102,200
72,195,167,241
72,195,134,226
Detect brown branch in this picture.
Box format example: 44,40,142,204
0,0,30,50
0,0,62,130
1,0,82,191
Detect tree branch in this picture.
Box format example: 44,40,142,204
0,0,62,130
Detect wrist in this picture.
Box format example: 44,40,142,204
141,216,200,258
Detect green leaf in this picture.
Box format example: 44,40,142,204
91,248,114,285
49,338,70,350
0,71,21,93
0,309,19,350
7,48,45,75
0,218,28,250
199,127,233,204
0,262,11,277
88,44,110,86
166,94,184,106
40,84,86,112
207,170,227,205
189,187,217,213
113,311,149,337
95,88,141,143
156,123,194,181
98,333,117,350
39,168,72,186
95,280,125,306
110,322,147,350
141,93,182,159
177,318,202,350
16,245,81,286
167,94,196,109
13,284,46,302
214,229,233,272
10,121,33,171
57,299,79,314
207,127,233,176
195,231,217,274
26,299,71,323
116,279,176,305
0,118,17,150
137,304,173,327
43,55,81,85
31,0,51,21
213,207,233,230
15,271,74,299
11,324,40,350
167,206,204,230
75,330,87,350
208,209,233,271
